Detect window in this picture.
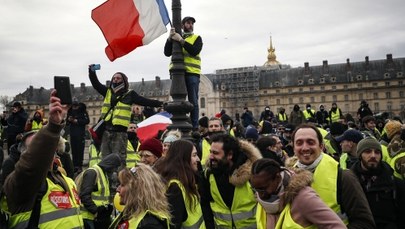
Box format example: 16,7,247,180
400,91,404,97
320,78,325,83
373,93,378,99
299,88,303,92
331,77,336,82
222,102,226,108
200,97,206,108
332,86,336,90
374,103,379,112
321,86,325,91
308,78,314,84
385,82,390,86
356,75,362,80
387,102,392,111
310,87,314,92
372,82,378,87
399,81,403,86
359,93,363,100
310,97,315,103
289,98,293,104
386,92,391,99
321,96,325,103
357,84,362,89
333,95,337,102
276,99,280,105
276,90,280,93
264,100,269,105
288,89,292,93
263,90,267,94
299,97,304,103
344,85,348,89
344,95,349,101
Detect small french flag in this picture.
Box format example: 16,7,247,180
92,0,171,61
136,111,172,143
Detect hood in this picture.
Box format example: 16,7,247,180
282,168,313,205
98,153,121,173
229,140,262,186
34,109,44,119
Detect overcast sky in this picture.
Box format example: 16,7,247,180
1,0,405,97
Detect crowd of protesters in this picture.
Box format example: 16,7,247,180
2,80,405,229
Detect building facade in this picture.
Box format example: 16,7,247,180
11,41,405,125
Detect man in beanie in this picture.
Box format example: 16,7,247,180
336,129,364,169
351,137,405,229
244,127,259,144
89,66,163,168
138,138,162,166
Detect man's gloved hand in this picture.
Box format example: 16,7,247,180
96,205,113,219
171,33,184,43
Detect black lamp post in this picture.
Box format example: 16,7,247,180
164,0,193,137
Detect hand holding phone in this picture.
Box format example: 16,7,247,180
54,76,72,104
90,64,101,71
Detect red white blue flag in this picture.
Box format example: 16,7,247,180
92,0,171,61
136,111,172,143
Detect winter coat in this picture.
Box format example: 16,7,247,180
289,110,305,126
67,103,90,136
266,169,346,228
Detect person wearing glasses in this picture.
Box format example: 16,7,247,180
251,158,346,228
138,138,162,167
156,140,205,229
110,164,171,229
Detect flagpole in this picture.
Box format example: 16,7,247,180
164,0,193,138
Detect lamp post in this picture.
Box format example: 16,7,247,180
165,0,193,137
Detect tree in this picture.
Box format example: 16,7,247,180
0,95,13,111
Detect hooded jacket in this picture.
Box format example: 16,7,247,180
200,139,262,228
265,169,346,228
79,154,121,215
89,71,163,131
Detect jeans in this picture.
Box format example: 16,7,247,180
185,75,200,129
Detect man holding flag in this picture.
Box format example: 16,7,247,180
164,16,203,130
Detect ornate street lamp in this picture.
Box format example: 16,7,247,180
164,0,193,138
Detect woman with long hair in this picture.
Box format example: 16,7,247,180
156,139,205,229
109,163,171,229
251,158,346,229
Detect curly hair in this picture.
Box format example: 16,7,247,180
118,163,171,221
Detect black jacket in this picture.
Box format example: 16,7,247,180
67,103,90,136
351,161,405,229
1,109,28,136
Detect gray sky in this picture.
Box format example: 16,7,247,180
1,0,405,97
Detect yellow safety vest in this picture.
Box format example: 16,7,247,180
9,175,83,229
31,120,43,130
201,138,210,166
208,173,257,228
169,34,201,75
330,109,341,123
88,144,100,168
339,153,349,169
80,165,110,220
278,113,287,122
126,140,140,168
101,89,131,127
110,210,170,229
312,154,348,224
168,179,205,229
303,109,315,120
275,203,316,229
389,151,405,179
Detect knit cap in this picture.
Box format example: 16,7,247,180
163,134,179,144
385,120,402,139
245,128,259,141
139,138,162,158
356,138,382,158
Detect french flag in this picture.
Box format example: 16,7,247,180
92,0,171,61
136,111,172,143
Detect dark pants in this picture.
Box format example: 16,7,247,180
185,75,200,129
70,134,85,168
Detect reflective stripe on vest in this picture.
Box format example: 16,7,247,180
208,174,257,228
81,165,110,220
88,144,100,168
389,151,405,179
101,89,131,127
168,180,205,229
330,109,341,123
126,140,141,168
312,154,348,224
201,139,210,166
169,34,201,74
275,203,317,229
10,176,83,229
278,113,287,121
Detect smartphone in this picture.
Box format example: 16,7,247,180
54,76,72,104
90,64,101,71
